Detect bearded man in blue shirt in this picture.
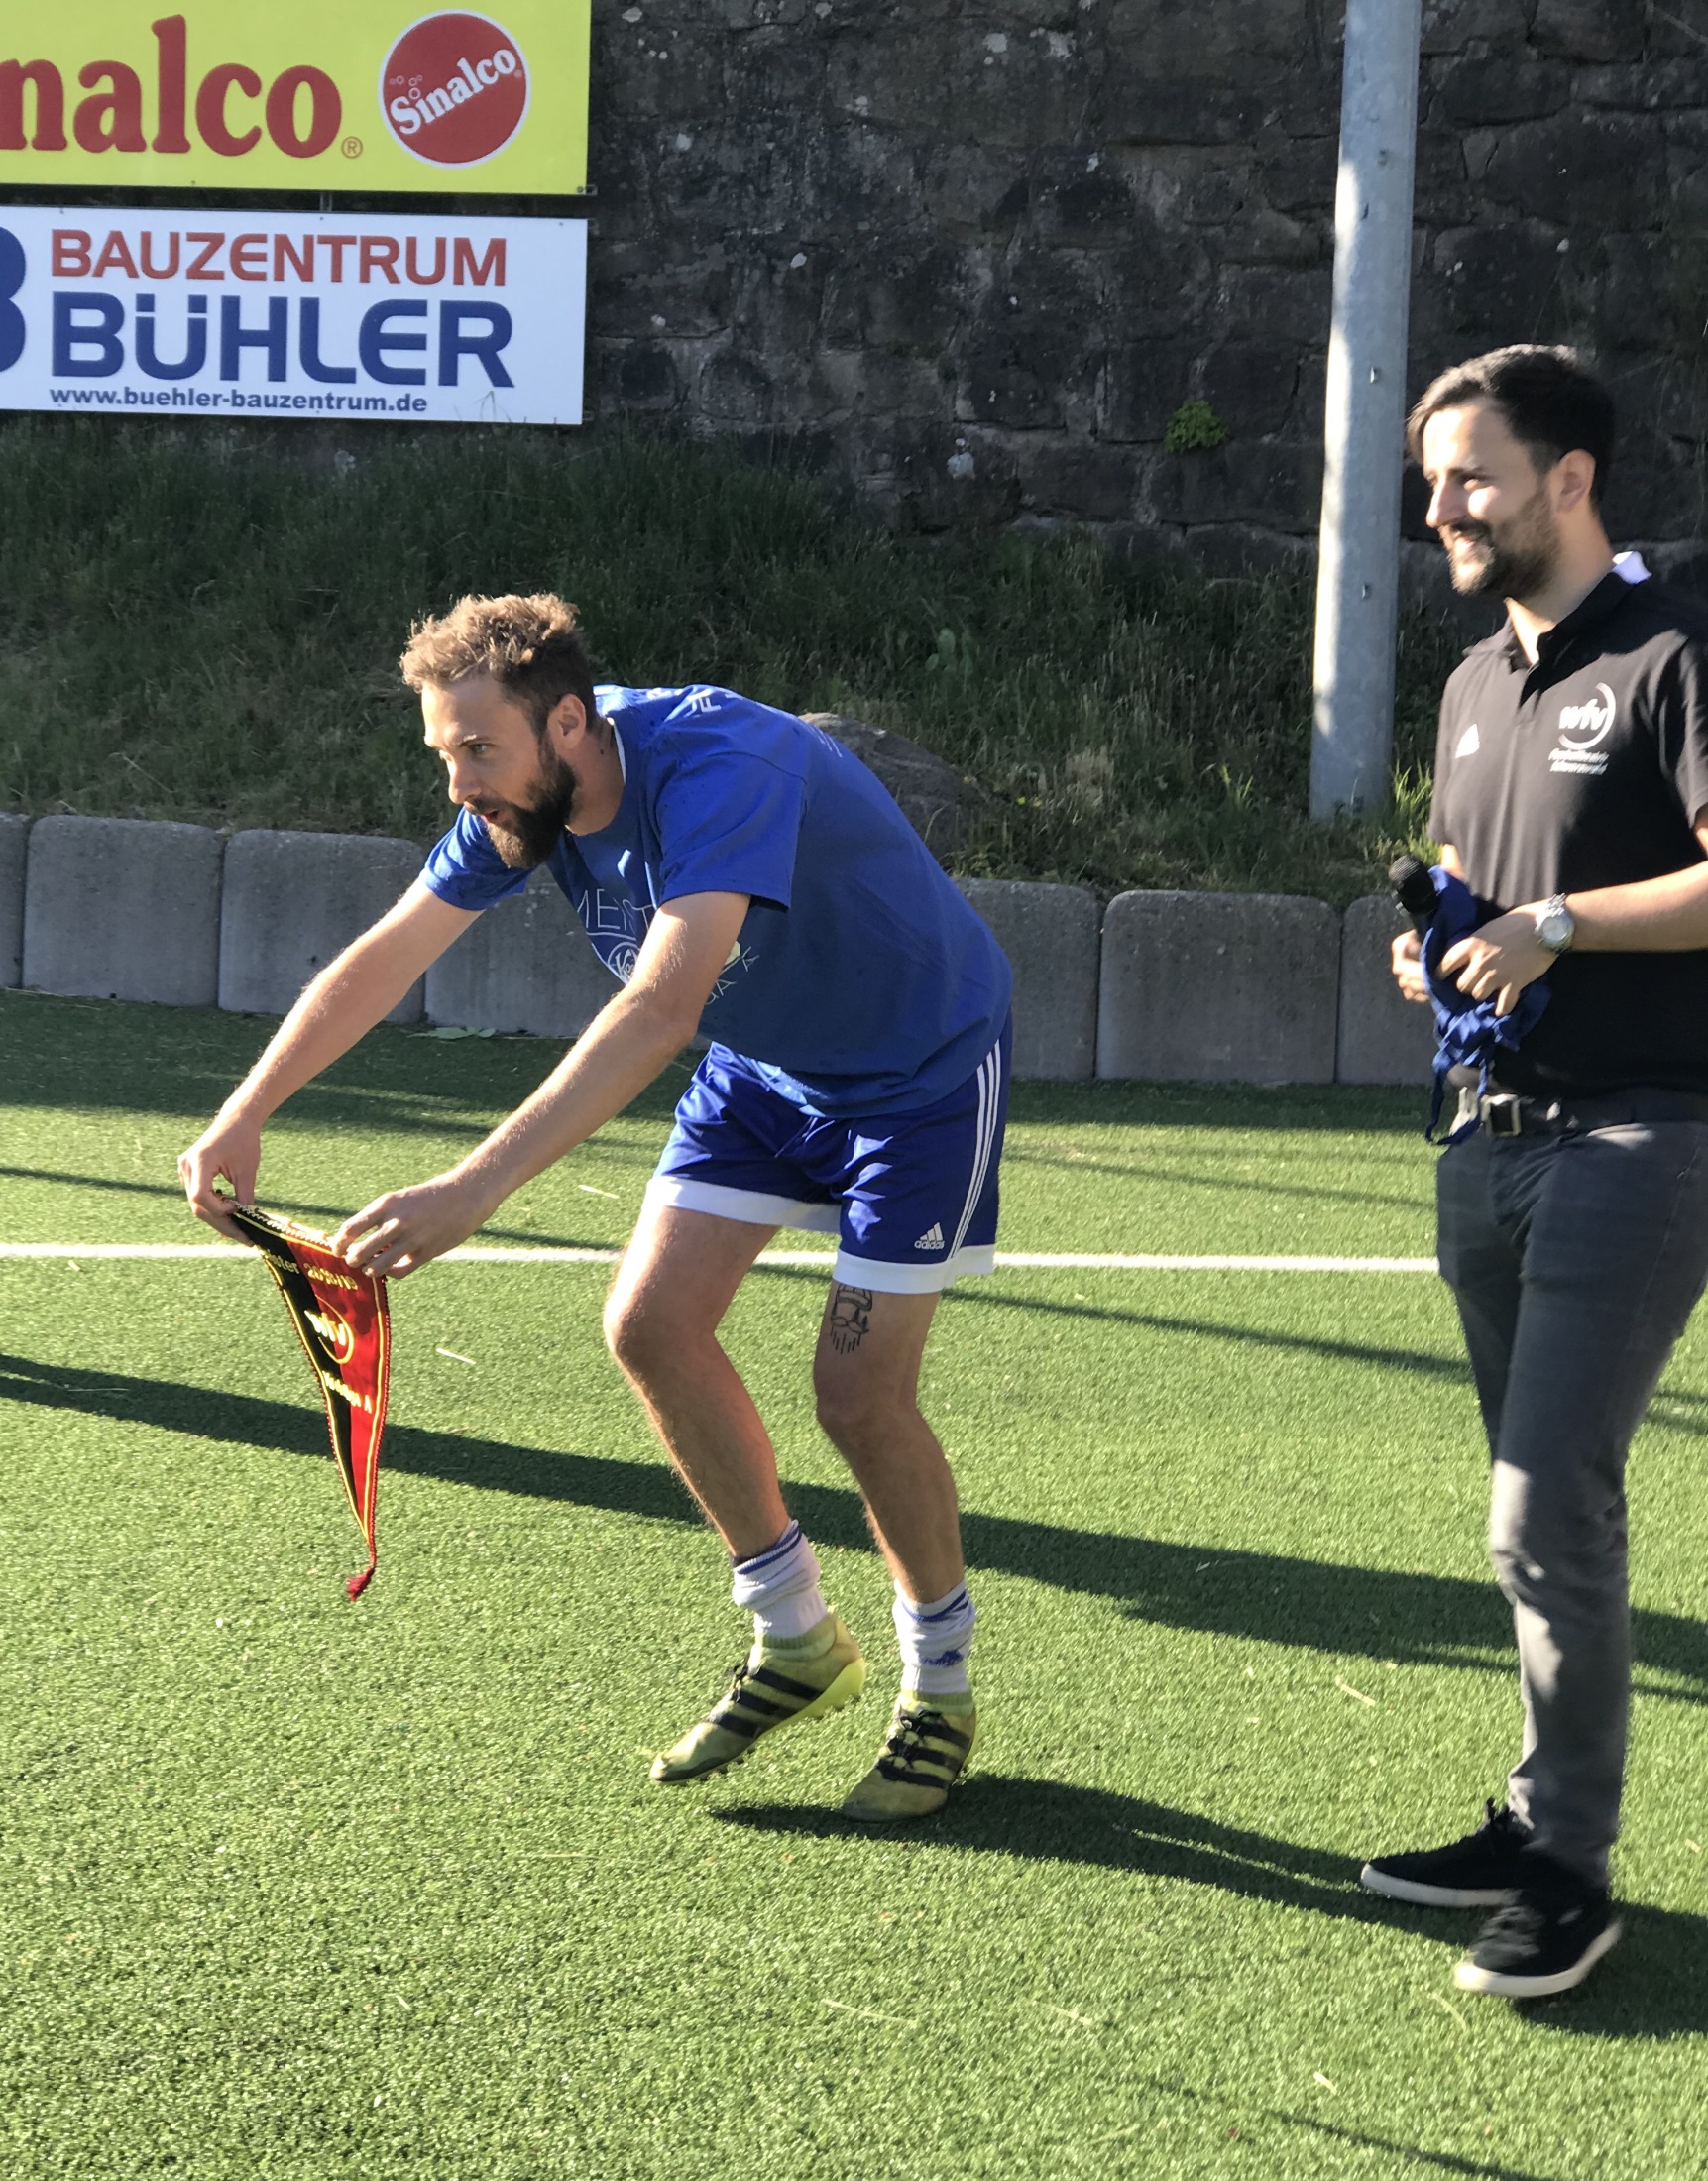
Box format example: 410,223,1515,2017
180,593,1012,1822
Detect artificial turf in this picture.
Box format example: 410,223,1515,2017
2,990,1706,2179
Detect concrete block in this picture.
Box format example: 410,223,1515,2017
219,831,424,1020
0,815,27,989
1096,889,1339,1083
22,816,222,1006
957,878,1099,1081
424,868,621,1036
1337,893,1437,1086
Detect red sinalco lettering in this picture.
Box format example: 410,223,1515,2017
265,64,339,159
73,60,146,153
150,15,189,153
0,59,67,151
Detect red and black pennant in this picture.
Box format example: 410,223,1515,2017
228,1205,391,1599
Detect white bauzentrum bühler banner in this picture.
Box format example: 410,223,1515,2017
0,208,585,424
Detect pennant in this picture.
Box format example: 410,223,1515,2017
228,1205,391,1599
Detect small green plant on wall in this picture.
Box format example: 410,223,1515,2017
1164,400,1228,453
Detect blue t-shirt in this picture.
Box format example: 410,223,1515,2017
420,685,1012,1116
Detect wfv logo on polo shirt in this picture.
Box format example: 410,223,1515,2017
1550,683,1617,776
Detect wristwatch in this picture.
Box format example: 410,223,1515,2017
1535,894,1576,955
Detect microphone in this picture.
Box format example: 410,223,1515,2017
1389,854,1437,939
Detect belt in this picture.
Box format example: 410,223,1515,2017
1454,1085,1708,1138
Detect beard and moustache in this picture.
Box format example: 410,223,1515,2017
482,740,581,870
1439,476,1562,602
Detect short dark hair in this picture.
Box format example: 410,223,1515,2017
399,592,596,736
1406,345,1617,509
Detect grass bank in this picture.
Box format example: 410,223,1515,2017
0,417,1460,904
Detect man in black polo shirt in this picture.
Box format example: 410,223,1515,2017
1359,346,1708,1998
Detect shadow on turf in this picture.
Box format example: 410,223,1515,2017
1009,1144,1430,1219
946,1282,1708,1443
1217,2111,1555,2181
6,1349,1708,1709
715,1784,1708,2040
1134,2079,1559,2178
714,1777,1366,1918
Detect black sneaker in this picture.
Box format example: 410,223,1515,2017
1360,1799,1533,1907
1454,1863,1622,1999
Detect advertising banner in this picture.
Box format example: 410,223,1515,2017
0,5,589,193
0,208,586,424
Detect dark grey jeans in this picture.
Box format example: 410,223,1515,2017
1436,1119,1708,1888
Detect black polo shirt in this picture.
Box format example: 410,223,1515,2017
1429,570,1708,1098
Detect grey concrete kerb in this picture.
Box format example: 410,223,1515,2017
218,831,425,1020
6,813,1463,1096
1337,893,1434,1087
23,815,223,1006
0,815,27,989
424,867,621,1037
957,878,1099,1081
1097,889,1340,1083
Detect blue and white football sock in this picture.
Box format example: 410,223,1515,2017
731,1520,831,1646
893,1581,976,1706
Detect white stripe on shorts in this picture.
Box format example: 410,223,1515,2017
831,1241,996,1295
948,1036,1003,1262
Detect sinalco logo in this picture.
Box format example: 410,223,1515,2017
380,12,528,167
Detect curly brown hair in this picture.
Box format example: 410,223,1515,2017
399,592,597,733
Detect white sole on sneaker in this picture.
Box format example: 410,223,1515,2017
1453,1916,1623,1999
1359,1864,1521,1908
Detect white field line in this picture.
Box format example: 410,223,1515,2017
0,1241,1440,1272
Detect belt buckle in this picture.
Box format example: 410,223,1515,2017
1483,1094,1524,1139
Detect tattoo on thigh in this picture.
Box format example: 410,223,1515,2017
828,1285,875,1355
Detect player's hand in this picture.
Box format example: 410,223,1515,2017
331,1170,496,1279
179,1111,263,1239
1390,929,1428,1004
1439,908,1552,1017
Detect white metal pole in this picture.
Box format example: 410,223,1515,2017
1309,0,1423,819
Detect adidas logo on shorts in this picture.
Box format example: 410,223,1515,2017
914,1222,945,1252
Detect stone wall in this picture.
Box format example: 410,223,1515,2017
585,0,1708,561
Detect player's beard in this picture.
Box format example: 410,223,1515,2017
483,742,581,870
1439,479,1561,603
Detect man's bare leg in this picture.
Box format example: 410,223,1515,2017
610,1202,870,1784
814,1278,977,1821
811,1281,964,1601
602,1200,788,1559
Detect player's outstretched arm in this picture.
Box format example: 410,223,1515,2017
332,890,750,1277
179,881,479,1237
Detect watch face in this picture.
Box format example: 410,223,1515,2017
1537,906,1573,952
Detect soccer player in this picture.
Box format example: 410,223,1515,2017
1361,348,1708,1995
180,594,1011,1822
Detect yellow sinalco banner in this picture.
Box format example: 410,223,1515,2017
0,5,589,193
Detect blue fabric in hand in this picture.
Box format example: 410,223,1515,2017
1421,865,1550,1143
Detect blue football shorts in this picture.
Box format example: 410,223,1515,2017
645,1019,1012,1294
